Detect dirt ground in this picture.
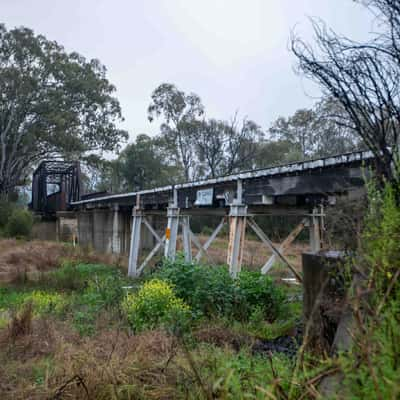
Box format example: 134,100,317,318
0,235,307,284
0,239,120,284
193,234,307,273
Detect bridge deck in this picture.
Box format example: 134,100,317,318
72,150,374,210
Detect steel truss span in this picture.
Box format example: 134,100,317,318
31,161,81,215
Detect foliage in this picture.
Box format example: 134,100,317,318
0,24,128,196
291,1,400,186
328,180,400,399
155,259,285,321
148,83,204,181
43,262,118,291
363,181,400,294
122,279,191,333
0,288,67,316
5,208,33,238
265,97,362,165
237,270,286,319
0,199,15,228
195,116,264,178
191,344,294,399
340,300,400,400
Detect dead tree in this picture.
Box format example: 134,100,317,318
291,4,400,188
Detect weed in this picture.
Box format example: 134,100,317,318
6,208,33,238
155,259,285,322
9,301,33,340
123,279,191,333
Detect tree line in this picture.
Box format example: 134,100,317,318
92,88,362,193
0,0,399,199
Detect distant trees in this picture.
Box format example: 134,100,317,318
195,116,263,178
0,25,127,198
265,98,361,166
292,0,400,186
147,83,204,181
94,85,364,193
147,83,263,181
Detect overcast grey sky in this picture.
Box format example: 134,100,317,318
2,0,374,142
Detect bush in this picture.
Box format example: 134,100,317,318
44,262,122,291
6,208,33,238
0,199,15,228
155,260,285,321
156,260,240,318
122,279,191,332
237,270,285,321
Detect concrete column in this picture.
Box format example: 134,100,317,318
181,215,192,262
310,207,322,253
92,208,113,253
111,204,121,254
128,207,143,277
302,252,346,354
77,209,94,248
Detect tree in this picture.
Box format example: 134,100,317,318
194,116,263,178
90,134,182,193
254,139,301,168
194,118,225,178
291,2,400,186
148,83,204,181
312,97,363,157
269,109,316,159
118,134,181,191
222,116,264,174
0,25,127,198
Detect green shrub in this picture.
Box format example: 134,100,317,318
237,270,285,320
155,260,285,321
44,262,122,291
0,199,15,228
122,279,191,332
6,208,33,238
156,260,240,318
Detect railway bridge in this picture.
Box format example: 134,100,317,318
70,150,374,280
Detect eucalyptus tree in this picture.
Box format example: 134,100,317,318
0,25,127,198
148,83,204,181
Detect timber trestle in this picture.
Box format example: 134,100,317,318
124,182,324,282
72,150,373,280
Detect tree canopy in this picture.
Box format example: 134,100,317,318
0,24,127,197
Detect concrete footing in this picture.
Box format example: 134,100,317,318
302,251,346,354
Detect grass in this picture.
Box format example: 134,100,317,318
0,257,306,399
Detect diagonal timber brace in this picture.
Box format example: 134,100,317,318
247,217,303,282
128,209,166,277
194,217,226,263
261,218,307,274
